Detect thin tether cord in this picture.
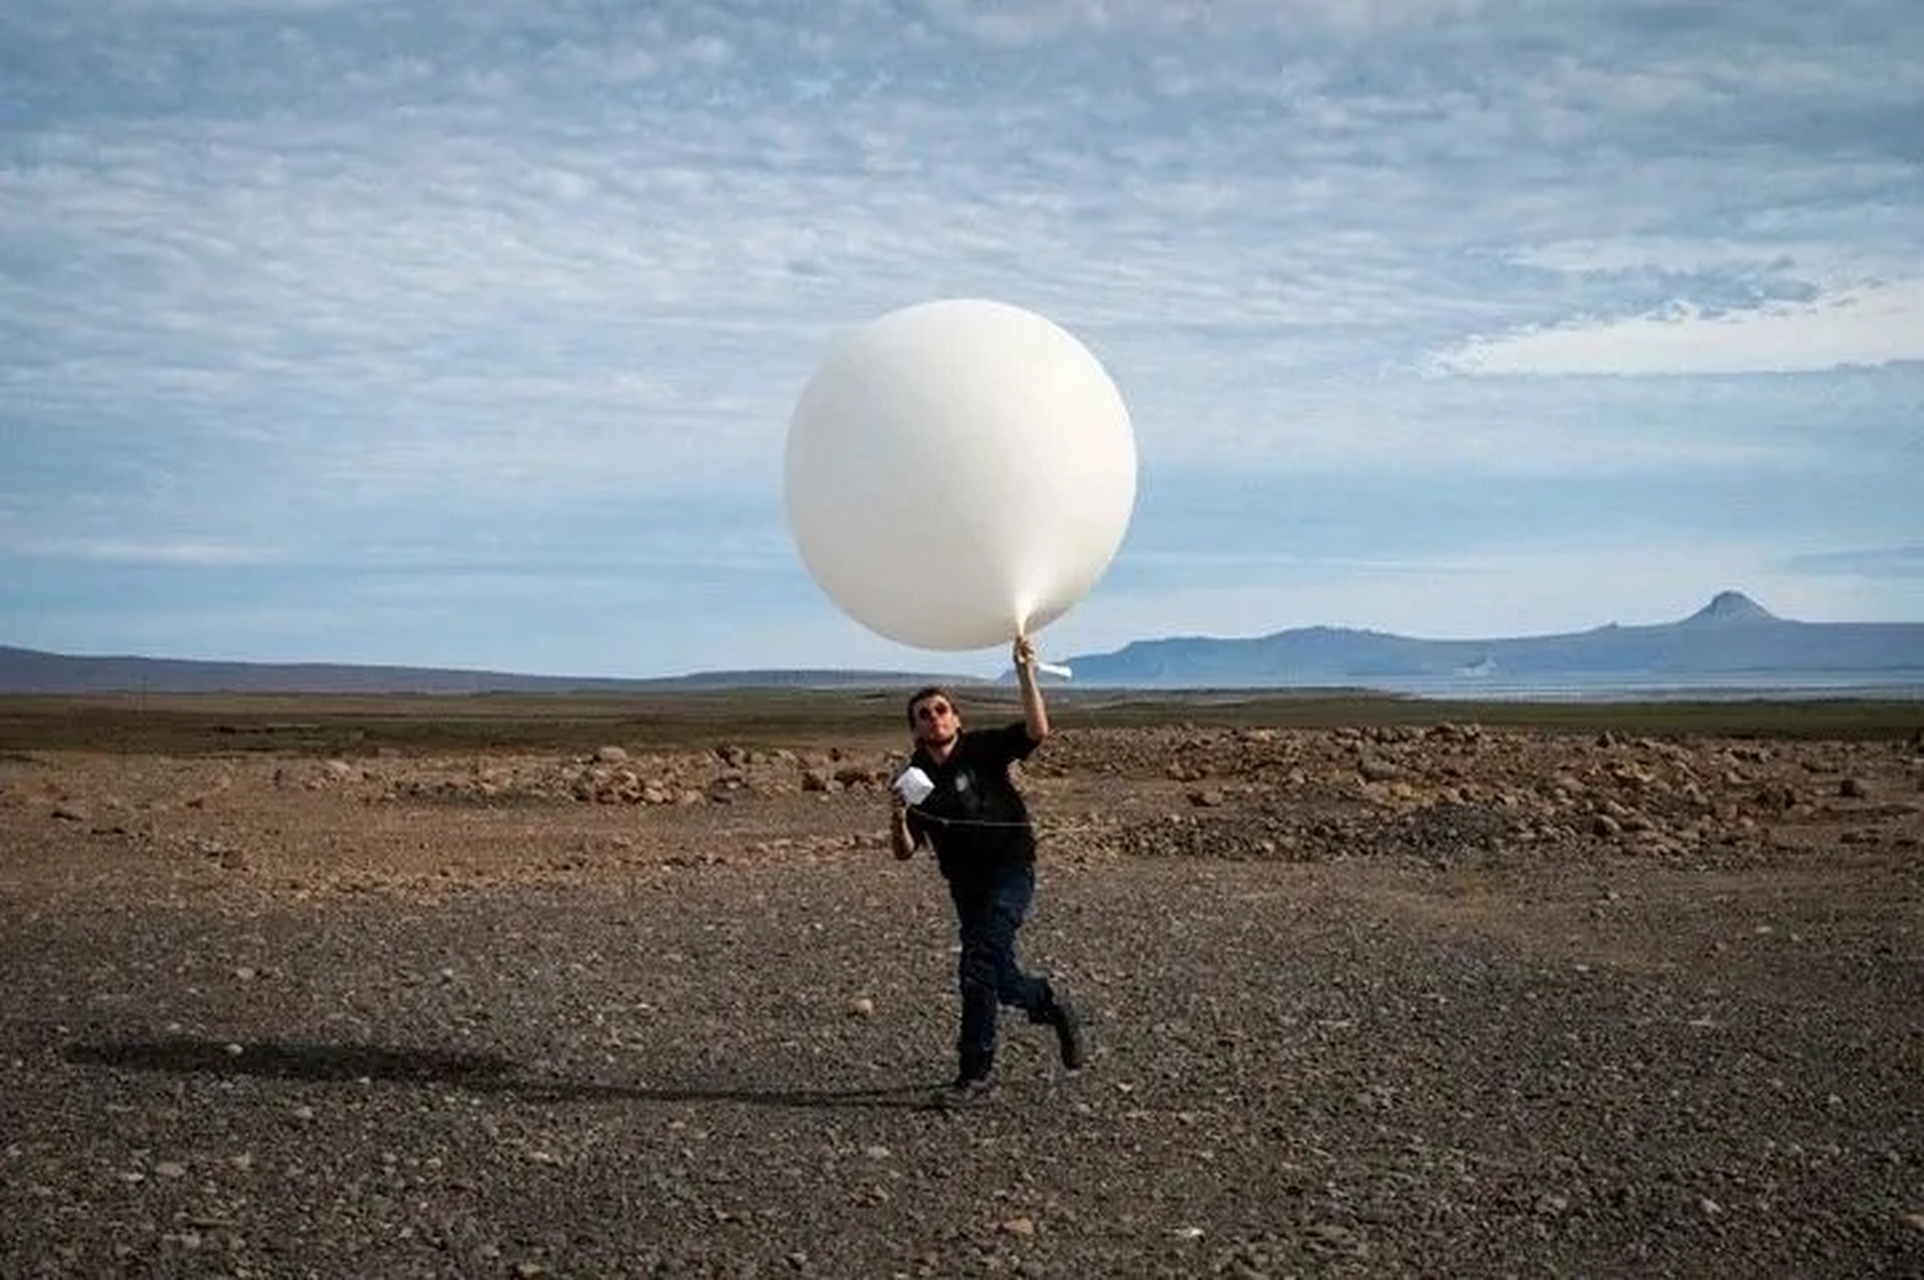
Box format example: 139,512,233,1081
908,811,1035,830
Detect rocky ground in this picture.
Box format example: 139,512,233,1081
2,719,1921,1277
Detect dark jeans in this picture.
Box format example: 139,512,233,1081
949,859,1056,1075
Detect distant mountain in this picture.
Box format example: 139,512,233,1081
0,647,977,696
6,592,1920,696
1683,589,1777,625
1056,592,1924,689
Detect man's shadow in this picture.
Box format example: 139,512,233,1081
63,1035,944,1111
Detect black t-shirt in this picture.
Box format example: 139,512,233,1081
905,722,1040,884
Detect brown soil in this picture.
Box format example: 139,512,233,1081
3,704,1921,1276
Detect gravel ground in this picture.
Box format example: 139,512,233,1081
3,728,1921,1277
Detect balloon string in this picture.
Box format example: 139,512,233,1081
910,813,1035,831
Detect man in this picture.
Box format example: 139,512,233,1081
889,635,1086,1104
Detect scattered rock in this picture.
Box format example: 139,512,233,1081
1358,755,1404,783
0,717,1917,1278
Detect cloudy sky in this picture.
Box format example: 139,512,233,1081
4,0,1921,678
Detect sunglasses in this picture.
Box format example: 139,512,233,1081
913,702,953,722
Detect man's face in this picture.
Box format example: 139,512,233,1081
909,694,960,747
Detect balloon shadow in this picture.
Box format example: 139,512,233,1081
66,1035,517,1086
63,1034,944,1112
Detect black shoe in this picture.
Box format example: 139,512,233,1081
1049,998,1086,1071
938,1070,997,1109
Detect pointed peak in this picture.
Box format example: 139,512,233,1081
1683,590,1777,625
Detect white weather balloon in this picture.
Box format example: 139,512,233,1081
784,298,1137,652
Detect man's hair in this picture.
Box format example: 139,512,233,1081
905,685,956,726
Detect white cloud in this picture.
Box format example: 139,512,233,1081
913,0,1497,45
2,0,1920,670
1780,544,1924,582
94,0,358,12
1509,238,1803,278
1429,281,1924,377
4,537,278,566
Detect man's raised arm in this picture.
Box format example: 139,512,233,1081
1013,635,1050,743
